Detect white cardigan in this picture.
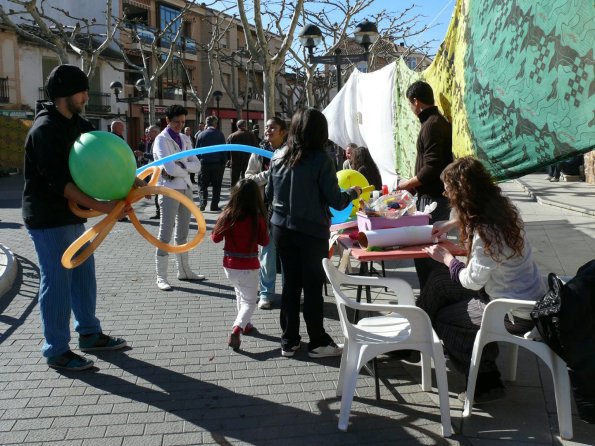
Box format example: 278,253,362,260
459,230,547,319
153,129,201,190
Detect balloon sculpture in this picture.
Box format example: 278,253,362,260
62,135,363,268
69,131,137,200
62,136,272,269
336,169,371,217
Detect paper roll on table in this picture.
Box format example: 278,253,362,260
358,225,435,248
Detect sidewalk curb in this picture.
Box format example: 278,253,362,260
515,179,595,217
0,243,18,298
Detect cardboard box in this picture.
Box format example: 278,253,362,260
356,212,430,232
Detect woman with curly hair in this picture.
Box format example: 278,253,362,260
418,157,546,403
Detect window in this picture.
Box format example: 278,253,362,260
406,57,418,70
123,2,149,27
160,58,185,100
159,3,182,47
87,70,102,112
215,25,229,48
0,77,9,103
87,118,101,130
125,55,145,91
42,57,60,85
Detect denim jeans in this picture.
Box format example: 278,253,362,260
258,230,277,302
28,224,102,357
224,267,259,329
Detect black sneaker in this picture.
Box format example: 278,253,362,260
47,350,94,371
79,333,127,352
281,343,300,357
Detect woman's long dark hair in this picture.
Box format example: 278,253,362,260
441,157,525,261
281,108,328,167
212,178,266,244
350,146,382,187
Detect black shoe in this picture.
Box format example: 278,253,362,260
200,205,206,211
458,385,506,404
210,206,221,212
387,349,421,363
228,329,241,351
281,343,300,357
149,214,160,220
118,217,129,222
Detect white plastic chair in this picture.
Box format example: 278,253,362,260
463,298,573,440
322,259,452,437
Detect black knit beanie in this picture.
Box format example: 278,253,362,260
45,64,89,101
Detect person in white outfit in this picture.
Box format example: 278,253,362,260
153,105,204,291
418,156,546,403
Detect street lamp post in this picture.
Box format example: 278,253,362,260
299,20,379,91
212,90,223,127
245,90,252,125
109,79,146,144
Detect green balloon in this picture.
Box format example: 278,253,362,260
69,131,137,200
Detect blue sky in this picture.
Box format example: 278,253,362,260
223,1,455,56
288,0,456,56
345,0,456,55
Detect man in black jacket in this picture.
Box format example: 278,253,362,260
227,119,259,186
196,115,227,211
397,81,453,289
23,65,127,371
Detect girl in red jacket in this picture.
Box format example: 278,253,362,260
212,178,270,350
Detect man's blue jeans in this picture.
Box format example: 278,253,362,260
258,231,277,303
28,224,102,357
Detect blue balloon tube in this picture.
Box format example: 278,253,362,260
139,143,353,225
136,144,273,174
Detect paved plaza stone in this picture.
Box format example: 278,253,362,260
1,171,595,445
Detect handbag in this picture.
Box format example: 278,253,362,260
531,262,595,424
530,273,565,360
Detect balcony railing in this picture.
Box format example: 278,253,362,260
38,88,111,114
135,24,157,44
183,37,197,54
160,33,183,49
0,77,9,103
87,92,111,114
124,22,156,44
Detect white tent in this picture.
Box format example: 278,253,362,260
323,62,398,188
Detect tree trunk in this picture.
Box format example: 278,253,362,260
147,82,156,126
262,63,278,122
